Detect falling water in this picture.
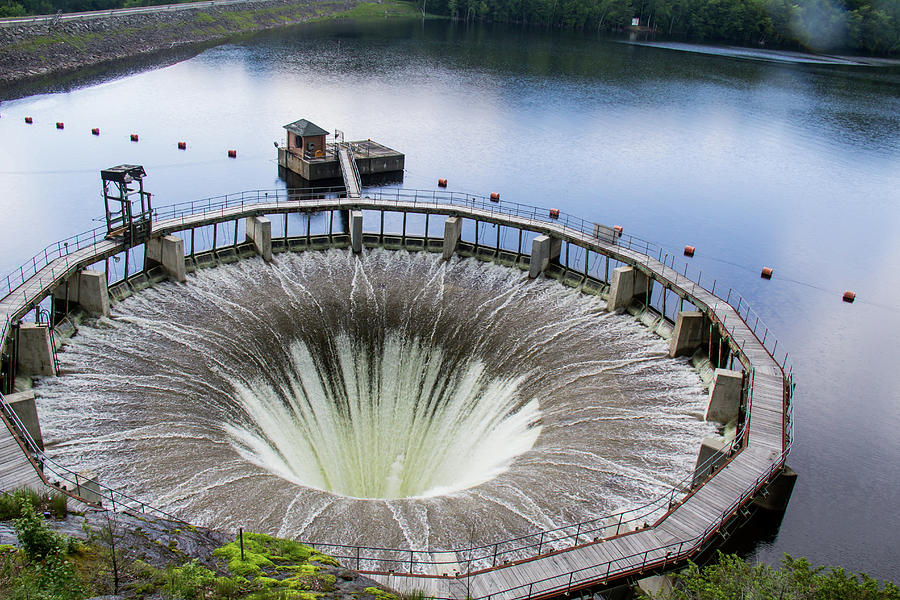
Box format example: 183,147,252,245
35,249,715,551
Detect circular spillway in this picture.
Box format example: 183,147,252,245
35,249,714,550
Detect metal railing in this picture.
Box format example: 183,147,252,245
0,386,185,521
0,189,793,585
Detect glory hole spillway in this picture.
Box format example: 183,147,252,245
33,242,715,552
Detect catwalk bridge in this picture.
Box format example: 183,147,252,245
0,188,792,599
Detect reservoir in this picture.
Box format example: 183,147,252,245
1,17,899,582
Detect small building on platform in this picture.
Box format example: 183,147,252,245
284,119,329,158
277,118,405,183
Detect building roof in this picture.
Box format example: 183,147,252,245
101,164,146,183
283,119,329,137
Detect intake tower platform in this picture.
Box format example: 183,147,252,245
276,119,404,182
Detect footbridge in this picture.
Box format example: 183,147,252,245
337,143,362,198
0,188,792,600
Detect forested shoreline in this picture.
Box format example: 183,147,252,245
420,0,899,55
0,0,897,56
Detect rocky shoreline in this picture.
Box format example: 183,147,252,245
0,0,363,86
1,500,395,599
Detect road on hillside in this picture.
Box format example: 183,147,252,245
0,0,269,27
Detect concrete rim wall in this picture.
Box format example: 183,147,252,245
0,193,792,598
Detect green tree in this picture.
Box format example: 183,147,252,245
659,552,900,600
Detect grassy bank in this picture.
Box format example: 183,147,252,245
0,490,399,600
339,0,421,19
0,0,423,84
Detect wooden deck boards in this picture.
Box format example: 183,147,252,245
0,421,43,492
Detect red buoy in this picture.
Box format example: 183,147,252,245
91,128,100,136
178,141,187,150
613,225,623,235
549,208,560,219
842,291,856,303
761,267,773,280
130,134,139,142
684,245,695,257
25,117,33,124
490,192,500,202
228,150,237,158
437,178,447,187
56,122,64,129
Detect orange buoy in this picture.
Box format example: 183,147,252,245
490,192,500,202
178,141,187,150
438,178,447,187
91,128,100,136
56,122,64,129
130,134,139,142
684,245,695,257
842,291,855,303
25,117,33,124
613,225,623,235
228,149,237,158
549,208,560,219
761,267,773,279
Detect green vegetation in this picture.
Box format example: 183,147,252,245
0,488,68,521
1,499,83,600
364,586,399,600
1,505,368,600
643,552,900,599
421,0,899,55
339,0,423,20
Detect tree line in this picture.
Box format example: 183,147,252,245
1,0,897,55
422,0,899,55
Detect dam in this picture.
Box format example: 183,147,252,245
0,185,792,599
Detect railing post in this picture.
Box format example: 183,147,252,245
538,531,544,554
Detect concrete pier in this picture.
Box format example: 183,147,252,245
754,465,797,511
76,471,102,504
16,323,56,377
442,217,462,260
4,390,43,450
706,368,743,423
637,575,674,598
53,270,110,317
669,311,706,357
692,436,729,487
245,216,272,262
430,551,462,576
145,235,186,283
606,266,649,311
529,235,562,278
350,210,363,254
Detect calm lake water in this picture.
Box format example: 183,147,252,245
2,18,899,580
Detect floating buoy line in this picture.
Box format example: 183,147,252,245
1,114,875,309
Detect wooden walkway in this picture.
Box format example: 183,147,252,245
337,144,362,199
0,194,789,600
0,415,44,492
